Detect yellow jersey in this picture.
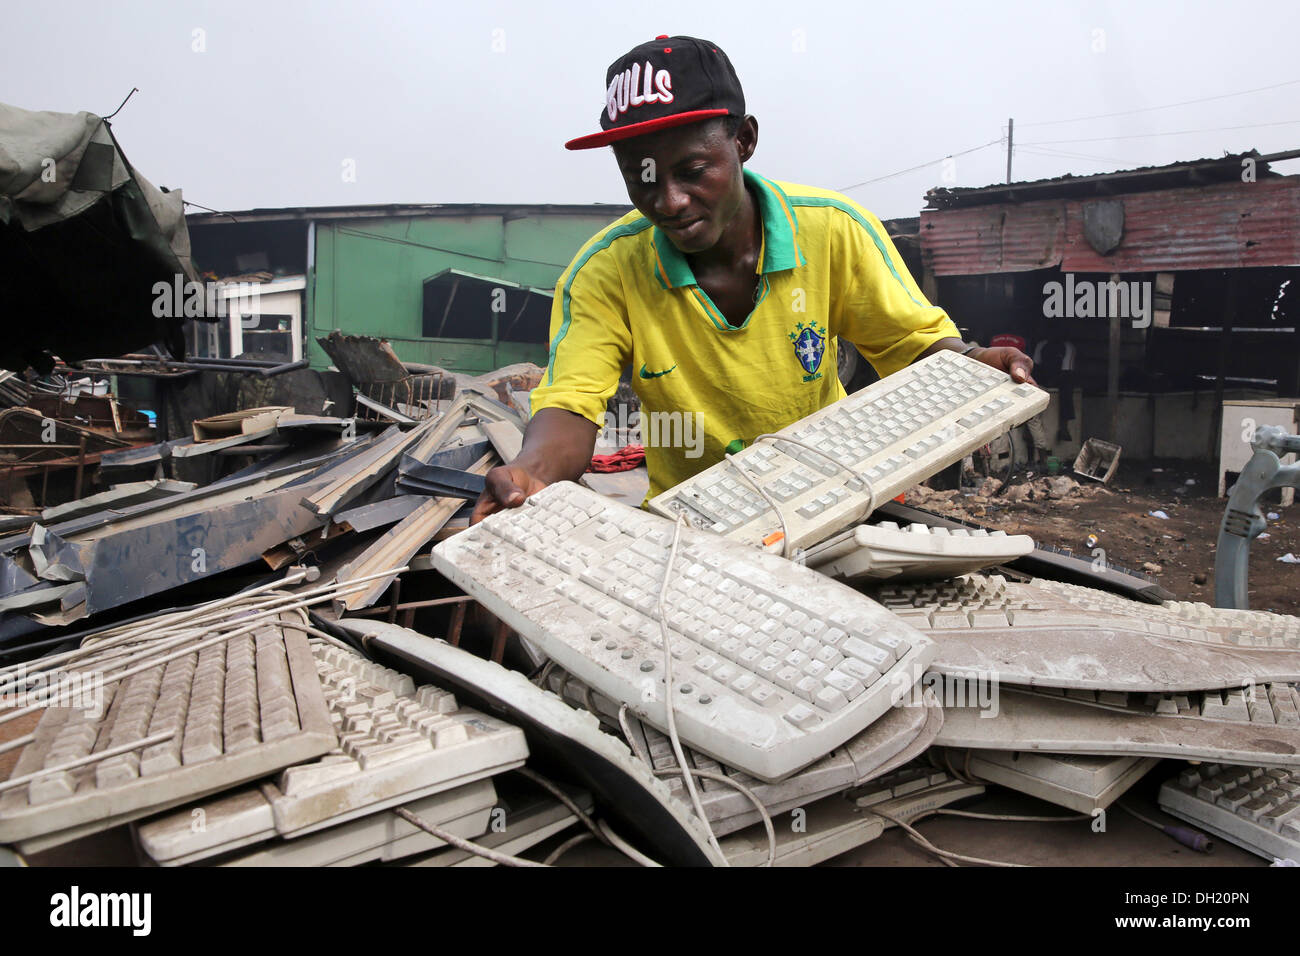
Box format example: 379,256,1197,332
531,169,960,498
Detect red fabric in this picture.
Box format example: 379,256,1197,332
588,444,646,473
989,334,1026,351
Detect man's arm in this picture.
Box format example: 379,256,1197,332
471,229,630,523
919,336,1036,384
471,408,598,523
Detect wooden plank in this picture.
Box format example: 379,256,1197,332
334,452,494,611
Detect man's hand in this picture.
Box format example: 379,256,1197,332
972,346,1036,385
471,463,551,524
469,407,601,525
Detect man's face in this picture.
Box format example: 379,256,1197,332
612,118,756,254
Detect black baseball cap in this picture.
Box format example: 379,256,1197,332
565,35,745,150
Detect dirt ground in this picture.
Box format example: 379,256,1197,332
906,458,1300,615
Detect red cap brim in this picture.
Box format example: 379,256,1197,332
564,109,731,150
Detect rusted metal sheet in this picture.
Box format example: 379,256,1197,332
922,177,1300,276
1061,178,1300,273
920,203,1065,276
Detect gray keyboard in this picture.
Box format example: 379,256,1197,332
1029,684,1300,725
648,350,1048,552
936,685,1300,767
1033,579,1300,650
864,573,1300,691
804,519,1034,582
0,618,336,847
1159,764,1300,862
430,481,935,781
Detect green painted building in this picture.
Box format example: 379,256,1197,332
186,202,631,375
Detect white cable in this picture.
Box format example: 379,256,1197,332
617,703,652,766
656,513,727,864
867,807,1027,867
598,819,663,867
618,702,771,866
542,830,595,866
515,766,609,848
532,659,557,688
392,807,547,867
653,766,774,867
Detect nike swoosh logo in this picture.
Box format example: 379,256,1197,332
639,363,677,379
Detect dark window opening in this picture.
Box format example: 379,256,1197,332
421,270,553,343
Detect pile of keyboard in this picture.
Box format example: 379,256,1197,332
14,346,1300,868
135,642,529,865
423,348,1300,864
0,614,338,853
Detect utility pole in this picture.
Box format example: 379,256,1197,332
1006,117,1014,183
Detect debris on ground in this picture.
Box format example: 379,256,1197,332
910,459,1300,614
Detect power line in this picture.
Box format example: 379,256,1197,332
1016,144,1142,166
1019,77,1300,128
837,139,1002,192
1022,118,1300,146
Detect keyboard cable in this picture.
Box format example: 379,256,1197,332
657,513,728,864
393,806,549,867
865,806,1028,867
724,434,877,561
618,702,777,867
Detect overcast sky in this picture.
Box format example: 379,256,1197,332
5,0,1299,220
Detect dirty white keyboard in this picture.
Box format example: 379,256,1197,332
935,684,1300,767
805,520,1035,582
148,780,501,868
848,762,961,807
866,573,1300,691
135,641,527,865
1034,684,1300,724
1033,579,1300,650
0,620,336,846
1159,764,1300,862
935,748,1156,813
430,481,935,782
648,350,1048,552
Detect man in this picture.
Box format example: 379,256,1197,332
473,35,1032,521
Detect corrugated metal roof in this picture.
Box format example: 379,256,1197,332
924,150,1285,210
922,176,1300,275
187,202,633,226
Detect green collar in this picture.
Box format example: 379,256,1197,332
651,168,806,290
